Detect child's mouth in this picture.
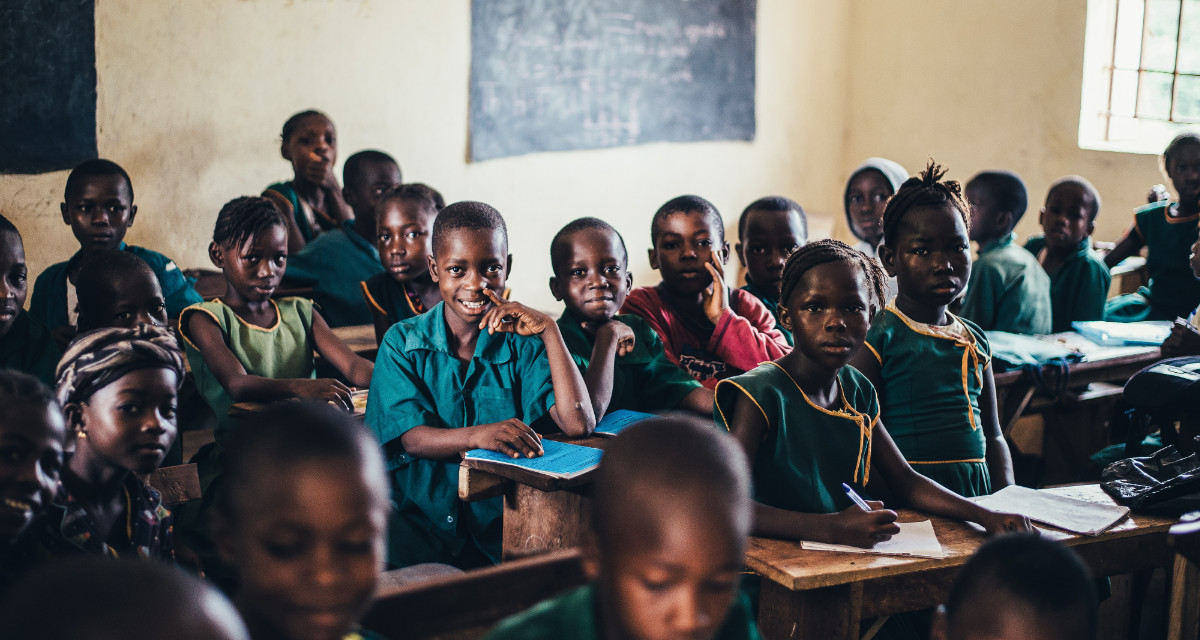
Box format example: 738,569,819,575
460,298,489,312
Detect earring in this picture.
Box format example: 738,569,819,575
76,429,87,440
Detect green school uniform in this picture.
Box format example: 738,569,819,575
1023,236,1112,333
179,297,316,438
483,584,762,640
1104,201,1200,322
365,302,556,568
265,181,318,243
285,220,383,327
715,362,876,513
740,279,793,346
960,233,1052,335
557,311,701,414
0,310,60,387
864,301,993,497
361,273,427,330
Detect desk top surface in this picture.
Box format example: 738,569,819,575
332,324,377,355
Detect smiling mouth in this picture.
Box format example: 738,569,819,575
460,298,489,312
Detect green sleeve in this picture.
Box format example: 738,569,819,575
636,321,702,410
516,336,557,429
959,260,1003,330
1068,257,1112,324
364,328,443,470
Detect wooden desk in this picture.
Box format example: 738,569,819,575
331,323,378,360
747,485,1177,640
228,389,367,418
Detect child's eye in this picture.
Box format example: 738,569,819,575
118,402,141,415
116,311,134,320
378,233,390,242
570,268,586,278
846,304,865,313
661,242,679,250
486,265,503,274
162,405,178,420
603,265,621,275
152,303,166,313
405,231,422,240
697,239,712,247
912,248,928,256
749,246,766,255
264,540,306,560
804,304,823,313
446,266,463,275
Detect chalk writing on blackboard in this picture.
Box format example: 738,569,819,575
470,0,756,162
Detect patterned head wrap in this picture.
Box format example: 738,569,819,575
55,325,185,407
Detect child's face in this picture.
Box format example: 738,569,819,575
736,208,806,296
781,262,871,373
965,183,1006,243
221,458,386,640
1167,143,1200,206
0,400,65,543
881,204,972,311
1039,183,1095,251
550,228,632,325
282,114,337,186
97,270,168,330
213,225,289,303
0,231,28,337
933,599,1074,640
650,211,729,296
846,170,891,246
60,174,136,255
344,160,402,221
75,367,178,475
377,199,435,283
429,227,509,325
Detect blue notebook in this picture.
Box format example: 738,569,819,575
1071,321,1172,346
595,409,656,437
464,439,603,479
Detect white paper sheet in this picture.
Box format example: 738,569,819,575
800,520,946,558
970,485,1129,536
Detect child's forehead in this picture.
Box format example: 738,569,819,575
70,173,132,202
744,207,803,234
235,224,289,252
901,203,967,234
1046,182,1089,204
436,225,507,257
0,230,24,257
292,113,334,134
658,209,721,236
566,227,623,257
380,198,435,224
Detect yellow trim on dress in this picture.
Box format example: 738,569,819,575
908,458,986,465
360,280,388,317
713,379,770,435
863,341,882,364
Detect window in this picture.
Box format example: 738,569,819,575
1079,0,1200,154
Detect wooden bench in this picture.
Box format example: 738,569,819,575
143,463,202,507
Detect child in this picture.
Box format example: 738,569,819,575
549,217,711,418
366,200,595,569
263,110,355,253
735,196,808,346
718,240,1027,550
485,416,761,640
850,162,1017,498
844,157,908,257
1105,133,1200,322
1161,235,1200,357
0,215,60,385
38,325,183,560
75,250,168,332
960,170,1052,334
0,371,65,550
180,196,374,438
29,159,201,336
212,401,388,640
283,150,402,328
622,195,789,389
1023,176,1111,332
360,183,446,343
931,534,1097,640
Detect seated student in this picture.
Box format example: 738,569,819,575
735,196,808,346
959,170,1052,334
180,196,374,439
361,183,446,343
485,416,761,640
0,215,60,385
366,201,595,569
844,157,908,258
212,402,388,640
75,251,168,332
622,195,789,389
549,217,712,418
931,534,1097,640
284,150,402,327
263,110,355,253
1023,176,1111,333
1163,235,1200,357
1105,133,1200,322
29,159,201,337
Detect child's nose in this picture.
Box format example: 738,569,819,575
669,592,709,634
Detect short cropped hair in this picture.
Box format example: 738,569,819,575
651,195,725,245
430,201,508,257
882,160,972,248
280,109,328,142
212,196,288,249
550,217,629,276
737,196,808,241
379,183,445,215
64,158,134,202
75,251,158,332
0,213,20,237
0,369,56,412
343,150,401,189
1164,132,1200,168
1046,175,1102,221
967,170,1029,229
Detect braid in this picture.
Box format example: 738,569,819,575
212,196,287,249
779,239,888,309
881,159,970,248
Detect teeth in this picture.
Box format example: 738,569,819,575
462,300,486,309
3,498,31,512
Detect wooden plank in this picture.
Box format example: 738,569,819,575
143,463,201,507
757,579,861,640
1168,554,1200,640
332,323,378,359
457,465,509,502
502,482,592,559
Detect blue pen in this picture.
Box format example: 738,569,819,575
842,483,872,511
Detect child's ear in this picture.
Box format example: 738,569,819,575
720,240,731,265
1087,218,1096,236
929,605,949,640
63,403,86,441
1038,207,1047,227
280,141,292,162
777,305,792,331
647,248,659,271
624,271,633,291
59,202,70,226
208,242,224,269
427,255,440,283
734,242,745,267
998,210,1014,233
549,276,563,301
878,245,898,277
127,205,138,227
507,254,513,276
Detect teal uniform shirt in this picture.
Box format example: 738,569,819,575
960,233,1052,335
286,220,383,327
556,311,701,414
1024,236,1112,333
740,279,793,346
484,584,762,640
29,243,202,331
1105,201,1200,322
365,302,556,568
265,181,318,243
0,310,61,386
715,362,876,513
864,302,993,497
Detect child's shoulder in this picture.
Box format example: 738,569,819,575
124,244,181,271
1134,199,1172,216
484,584,595,640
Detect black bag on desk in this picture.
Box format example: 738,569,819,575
1101,440,1200,516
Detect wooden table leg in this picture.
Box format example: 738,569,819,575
501,483,591,560
758,579,863,640
1168,554,1200,640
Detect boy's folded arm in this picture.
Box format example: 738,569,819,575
399,421,543,460
310,309,374,387
541,323,597,437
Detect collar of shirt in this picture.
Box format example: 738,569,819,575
979,232,1016,255
402,301,515,364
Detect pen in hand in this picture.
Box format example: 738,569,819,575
842,483,872,511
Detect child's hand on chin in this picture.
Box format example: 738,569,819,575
595,320,636,356
702,256,730,325
479,289,553,336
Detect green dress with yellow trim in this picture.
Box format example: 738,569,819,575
864,300,992,498
714,362,876,513
1105,200,1200,322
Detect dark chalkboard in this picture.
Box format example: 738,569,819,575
470,0,756,162
0,0,97,174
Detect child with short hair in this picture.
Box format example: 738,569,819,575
931,533,1097,640
29,159,201,335
622,195,789,389
360,183,446,343
844,157,908,257
283,150,402,327
75,250,168,332
1105,133,1200,322
0,215,60,385
212,401,388,640
735,196,808,346
960,170,1052,334
485,416,761,640
0,371,65,550
263,110,355,252
366,201,595,569
850,162,1018,498
1023,176,1111,332
549,217,711,418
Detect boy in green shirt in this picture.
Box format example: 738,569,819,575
735,196,808,346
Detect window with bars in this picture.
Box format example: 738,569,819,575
1079,0,1200,154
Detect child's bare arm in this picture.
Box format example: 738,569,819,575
399,419,543,460
581,320,635,418
847,344,884,392
979,367,1015,488
676,387,714,415
1104,226,1145,268
310,310,374,387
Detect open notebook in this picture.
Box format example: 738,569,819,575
801,520,946,559
594,409,656,437
463,439,603,480
970,485,1129,536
